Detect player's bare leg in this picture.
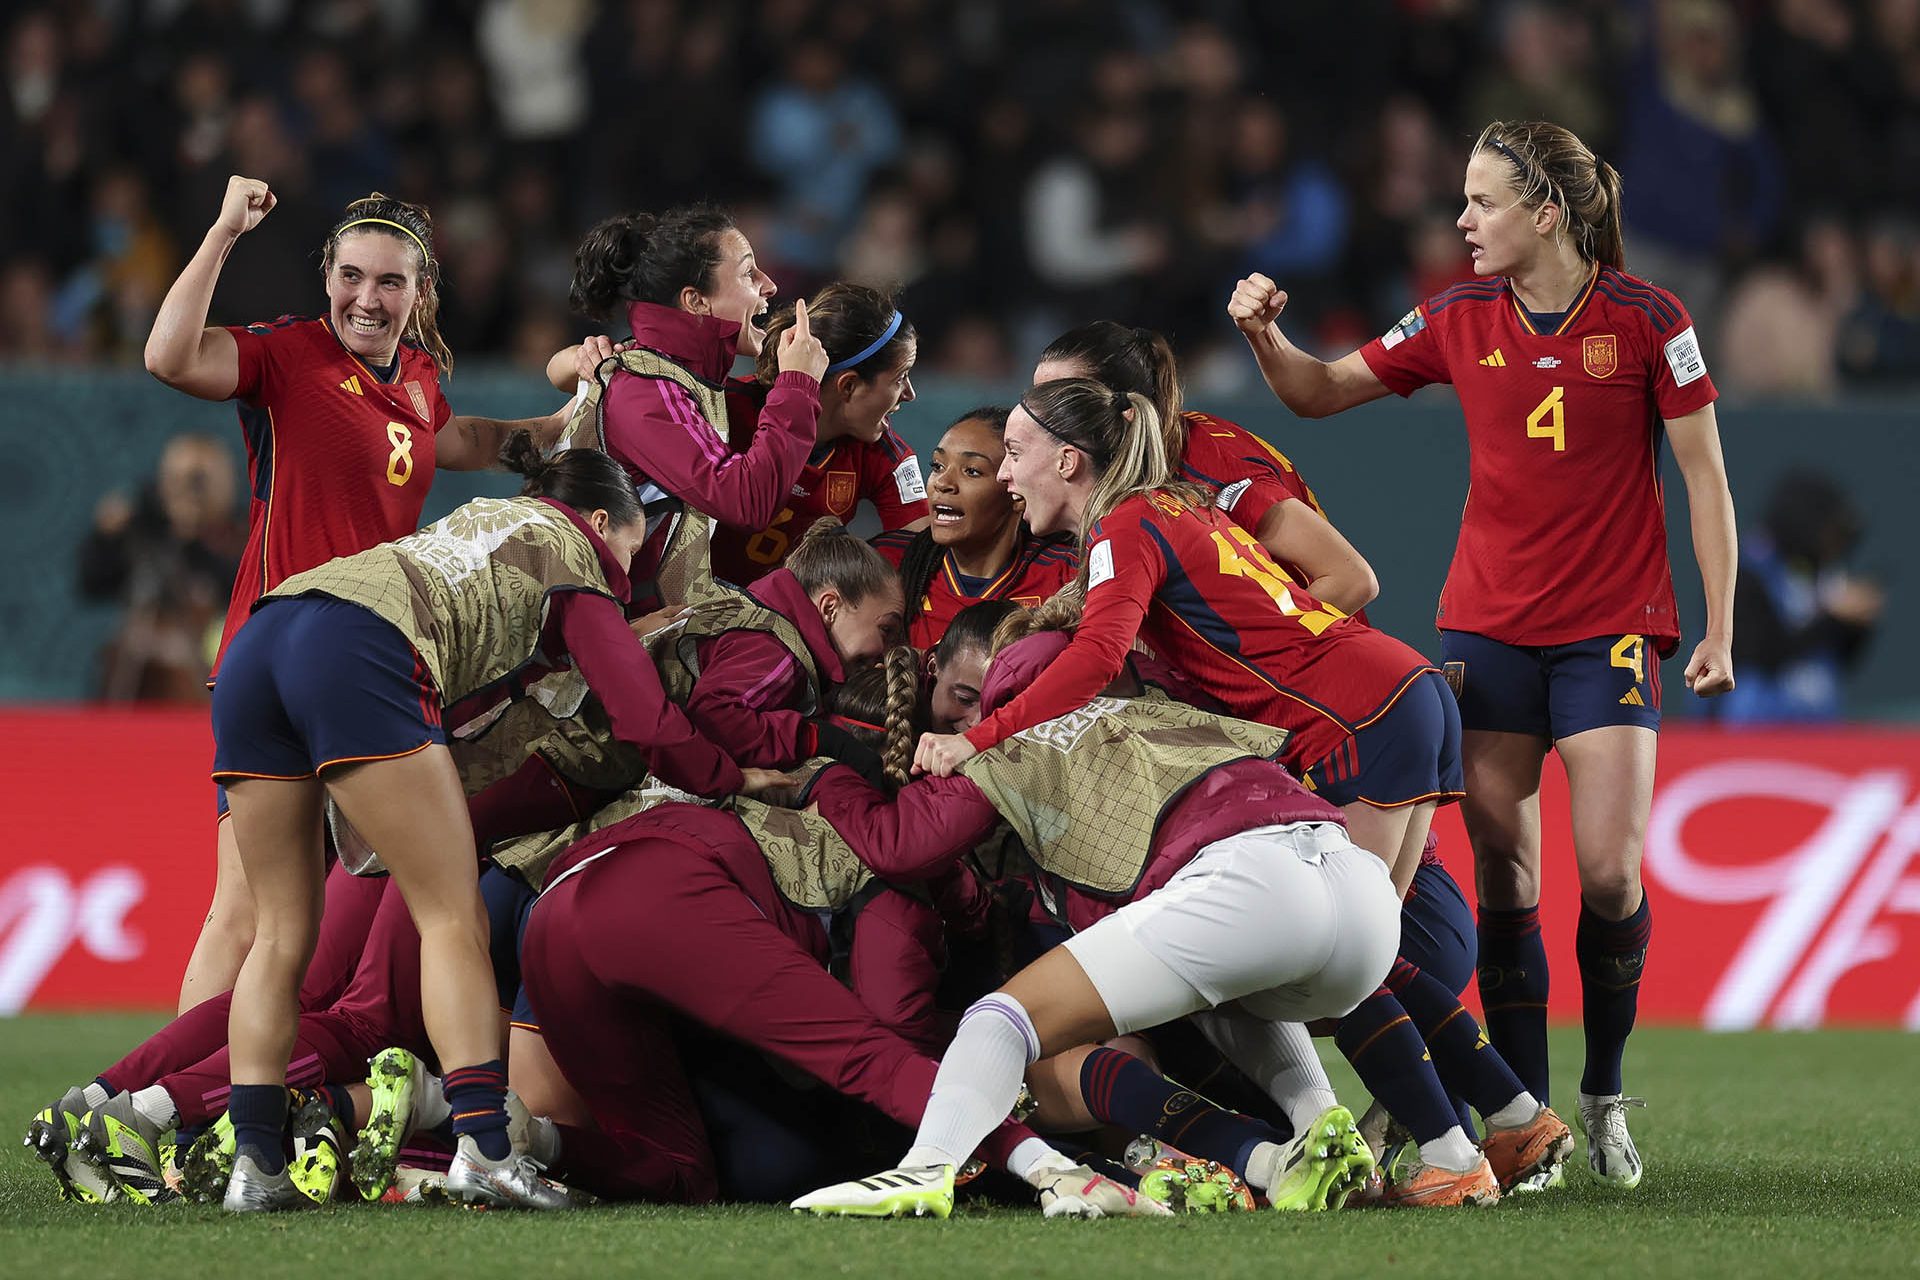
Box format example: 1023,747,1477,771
1341,801,1418,891
324,746,567,1209
220,776,328,1211
509,1026,594,1128
1557,725,1658,1189
177,817,255,1015
1459,730,1553,1137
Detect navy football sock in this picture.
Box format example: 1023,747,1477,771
1334,989,1460,1145
1079,1047,1284,1174
1476,903,1551,1103
1390,958,1527,1121
228,1084,288,1175
444,1061,511,1161
319,1082,357,1134
1577,893,1651,1096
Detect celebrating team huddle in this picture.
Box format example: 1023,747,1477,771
24,117,1737,1219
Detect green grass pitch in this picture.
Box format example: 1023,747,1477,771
2,1014,1916,1278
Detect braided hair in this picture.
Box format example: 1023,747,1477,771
826,644,927,789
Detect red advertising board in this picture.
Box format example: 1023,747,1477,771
2,710,1919,1025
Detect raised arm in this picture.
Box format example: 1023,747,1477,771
1665,403,1737,696
1255,497,1379,616
1228,274,1391,419
143,176,274,400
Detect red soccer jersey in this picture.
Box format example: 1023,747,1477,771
711,379,930,586
1177,408,1368,623
214,316,450,675
871,526,1079,650
1359,266,1717,652
966,491,1433,774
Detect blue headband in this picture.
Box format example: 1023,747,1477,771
825,310,904,372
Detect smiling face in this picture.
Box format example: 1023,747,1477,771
927,416,1018,549
691,228,776,356
929,642,991,732
998,406,1084,538
818,577,906,666
1458,148,1552,279
821,341,917,444
326,229,423,366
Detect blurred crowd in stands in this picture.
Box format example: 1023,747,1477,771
4,0,1918,394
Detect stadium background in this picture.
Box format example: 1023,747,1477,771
2,0,1917,1027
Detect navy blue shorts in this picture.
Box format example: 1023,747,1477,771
1440,629,1661,740
211,596,445,782
482,866,540,1031
1399,859,1476,996
1305,670,1463,808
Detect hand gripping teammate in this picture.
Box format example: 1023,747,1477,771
1228,119,1738,1189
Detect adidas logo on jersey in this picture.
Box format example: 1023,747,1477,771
1619,688,1647,707
1533,356,1562,369
340,375,364,396
1478,349,1506,367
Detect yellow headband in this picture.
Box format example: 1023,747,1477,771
339,217,432,269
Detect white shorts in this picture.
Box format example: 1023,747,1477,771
1062,822,1400,1036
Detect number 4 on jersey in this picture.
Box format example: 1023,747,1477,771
1527,387,1566,452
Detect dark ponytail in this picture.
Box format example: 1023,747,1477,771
568,205,737,321
501,437,644,529
1040,321,1185,459
934,600,1023,668
755,281,917,386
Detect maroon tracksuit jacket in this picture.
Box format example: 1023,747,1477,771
523,803,1038,1202
601,302,820,596
684,567,845,767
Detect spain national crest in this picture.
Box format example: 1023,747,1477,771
405,379,431,419
826,471,857,513
1582,334,1619,379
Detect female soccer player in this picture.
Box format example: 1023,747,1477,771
1228,119,1738,1188
1033,322,1376,615
927,601,1024,732
872,408,1078,650
559,206,827,604
709,283,929,584
914,380,1457,893
145,177,581,1016
793,627,1402,1218
208,448,772,1212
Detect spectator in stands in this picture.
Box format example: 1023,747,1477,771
1618,0,1785,334
76,433,242,704
1717,468,1883,724
751,32,903,276
1837,218,1920,387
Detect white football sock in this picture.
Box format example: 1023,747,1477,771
1418,1126,1482,1173
82,1082,111,1110
1485,1092,1541,1130
415,1072,451,1129
1006,1136,1075,1186
131,1085,179,1130
1243,1140,1284,1193
900,993,1040,1170
1192,1009,1338,1135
